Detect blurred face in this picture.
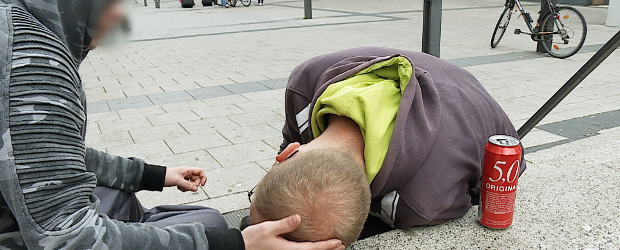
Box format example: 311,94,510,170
89,2,126,49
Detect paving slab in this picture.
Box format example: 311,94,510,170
207,141,277,167
147,90,195,105
129,123,190,143
192,104,247,118
201,163,267,198
222,82,271,94
180,118,240,134
85,130,134,149
186,85,234,100
187,192,249,214
218,123,282,144
262,136,284,151
147,110,201,126
240,89,284,101
98,116,153,134
234,99,284,114
86,111,120,123
255,159,276,172
106,139,174,159
148,150,223,171
107,95,153,111
164,132,231,154
227,111,284,127
86,101,111,114
160,100,211,113
258,78,288,90
135,186,209,209
519,128,568,148
116,105,167,120
201,94,251,107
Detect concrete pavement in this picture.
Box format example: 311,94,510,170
351,125,620,249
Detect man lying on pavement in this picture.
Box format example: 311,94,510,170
244,47,527,246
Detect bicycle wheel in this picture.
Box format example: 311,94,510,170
240,0,250,7
228,0,236,7
540,6,587,59
491,6,513,48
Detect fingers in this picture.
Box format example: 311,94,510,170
268,214,302,236
199,170,207,186
182,167,207,186
179,178,199,192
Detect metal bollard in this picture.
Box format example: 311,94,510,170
422,0,442,57
304,0,312,19
536,0,557,52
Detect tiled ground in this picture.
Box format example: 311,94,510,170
81,0,619,229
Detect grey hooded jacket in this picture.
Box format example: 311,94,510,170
0,0,243,249
280,47,526,229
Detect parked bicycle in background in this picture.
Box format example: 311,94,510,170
491,0,587,59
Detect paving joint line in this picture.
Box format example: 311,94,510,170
129,18,400,43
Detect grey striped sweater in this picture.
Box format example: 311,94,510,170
0,3,235,249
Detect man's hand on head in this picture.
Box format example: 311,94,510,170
164,166,207,192
241,214,346,250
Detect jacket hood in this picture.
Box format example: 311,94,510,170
309,55,441,198
2,0,109,64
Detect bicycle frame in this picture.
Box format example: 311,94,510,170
510,0,559,35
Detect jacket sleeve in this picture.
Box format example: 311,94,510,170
85,147,166,192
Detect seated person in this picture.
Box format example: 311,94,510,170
247,47,526,246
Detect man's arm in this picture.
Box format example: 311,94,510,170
85,147,166,192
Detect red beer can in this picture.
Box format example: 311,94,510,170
478,135,522,229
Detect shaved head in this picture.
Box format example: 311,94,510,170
251,148,371,246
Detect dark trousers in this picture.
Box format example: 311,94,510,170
93,186,228,230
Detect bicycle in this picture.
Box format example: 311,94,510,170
491,0,587,59
227,0,250,7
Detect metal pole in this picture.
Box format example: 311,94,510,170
536,0,556,53
518,30,620,138
304,0,312,19
422,0,442,57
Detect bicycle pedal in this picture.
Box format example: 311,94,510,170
514,29,522,34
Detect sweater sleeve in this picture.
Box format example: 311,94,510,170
85,147,166,192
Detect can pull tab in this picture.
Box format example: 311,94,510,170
496,138,509,145
488,135,520,147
